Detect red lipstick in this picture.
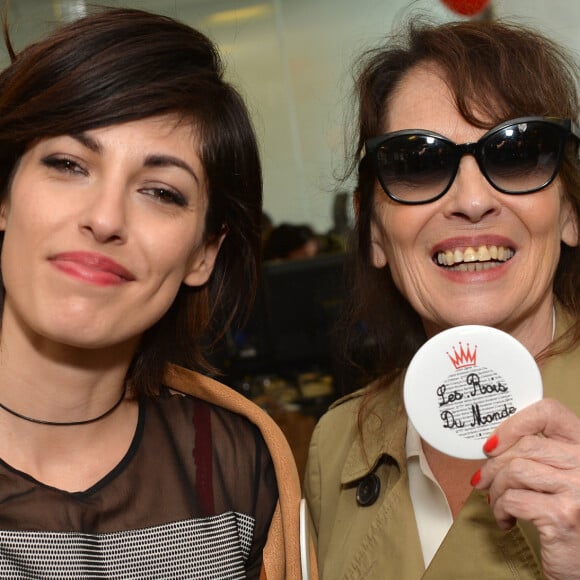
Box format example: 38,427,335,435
50,252,135,286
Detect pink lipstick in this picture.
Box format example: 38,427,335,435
50,252,135,286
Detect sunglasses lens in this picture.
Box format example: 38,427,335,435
376,134,456,203
483,121,563,193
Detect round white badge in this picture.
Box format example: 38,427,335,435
403,325,543,459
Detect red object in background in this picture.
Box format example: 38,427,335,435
441,0,490,16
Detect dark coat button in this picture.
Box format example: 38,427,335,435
356,473,380,507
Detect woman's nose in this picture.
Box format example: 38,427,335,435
79,182,128,244
443,155,501,222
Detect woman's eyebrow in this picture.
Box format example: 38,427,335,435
70,132,101,153
144,154,200,185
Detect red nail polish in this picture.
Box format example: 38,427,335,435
483,434,499,454
470,469,481,487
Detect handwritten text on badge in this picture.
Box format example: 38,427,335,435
437,342,516,439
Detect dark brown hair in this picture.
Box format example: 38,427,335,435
0,8,263,396
340,19,580,393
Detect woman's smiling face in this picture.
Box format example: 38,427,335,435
0,115,223,352
369,64,578,351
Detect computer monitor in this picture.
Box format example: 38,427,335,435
230,252,346,374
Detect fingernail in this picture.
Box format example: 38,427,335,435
483,434,499,454
470,469,481,487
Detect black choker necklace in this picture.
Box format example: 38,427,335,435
0,385,127,426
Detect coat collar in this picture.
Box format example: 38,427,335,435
338,374,408,485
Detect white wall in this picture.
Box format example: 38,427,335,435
5,0,580,233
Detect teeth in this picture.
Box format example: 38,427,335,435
436,245,514,268
463,247,477,262
478,246,491,261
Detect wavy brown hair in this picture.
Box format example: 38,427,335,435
0,7,263,396
338,19,580,395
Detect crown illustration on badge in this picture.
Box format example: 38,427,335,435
446,341,477,369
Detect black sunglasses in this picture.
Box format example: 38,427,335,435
363,116,580,205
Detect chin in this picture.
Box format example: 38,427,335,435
425,311,507,335
30,321,132,352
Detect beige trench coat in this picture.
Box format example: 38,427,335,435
305,314,580,579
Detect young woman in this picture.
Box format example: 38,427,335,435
0,8,304,579
305,19,580,579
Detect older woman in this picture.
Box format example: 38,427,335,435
305,19,580,579
0,7,304,579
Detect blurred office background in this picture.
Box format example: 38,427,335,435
6,0,580,476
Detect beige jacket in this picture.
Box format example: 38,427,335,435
165,364,318,580
305,318,580,579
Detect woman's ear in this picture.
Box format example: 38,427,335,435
560,199,579,248
358,190,388,268
369,218,388,268
0,200,8,231
182,230,226,287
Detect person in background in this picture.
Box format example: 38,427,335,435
263,222,319,261
0,7,306,579
305,18,580,579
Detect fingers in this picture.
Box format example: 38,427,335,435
470,398,580,579
484,453,580,534
490,479,580,537
483,399,580,458
473,398,580,525
476,399,580,489
489,487,579,533
490,456,568,494
485,457,552,531
472,401,580,532
478,435,580,488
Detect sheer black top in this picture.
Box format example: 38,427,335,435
0,388,278,579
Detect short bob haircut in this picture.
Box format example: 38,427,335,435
0,8,263,397
342,19,580,389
